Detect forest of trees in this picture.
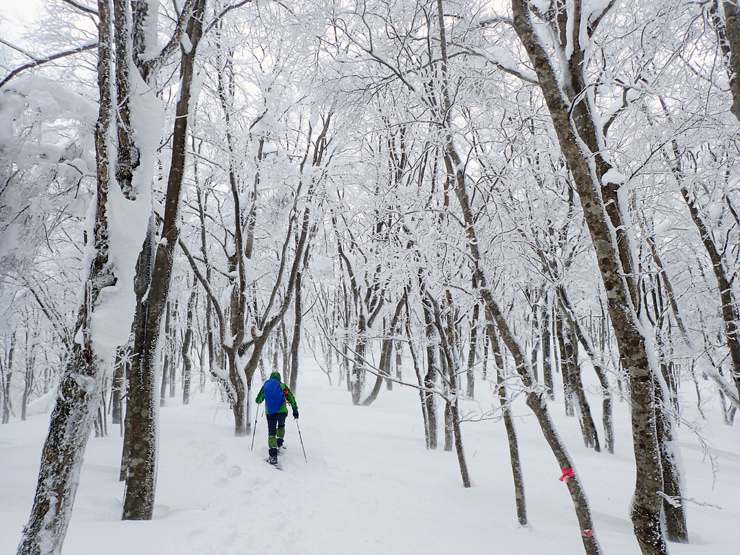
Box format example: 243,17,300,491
1,0,739,553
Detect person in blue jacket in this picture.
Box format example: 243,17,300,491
256,371,298,465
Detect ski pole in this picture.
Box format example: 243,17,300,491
250,407,260,451
295,418,308,463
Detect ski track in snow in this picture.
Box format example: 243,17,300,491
2,367,740,554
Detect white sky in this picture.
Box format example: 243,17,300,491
0,0,43,45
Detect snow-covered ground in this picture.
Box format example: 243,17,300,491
2,364,740,554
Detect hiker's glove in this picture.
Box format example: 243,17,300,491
293,409,299,419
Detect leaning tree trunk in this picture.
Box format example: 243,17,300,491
559,286,614,454
362,296,406,406
678,180,740,400
511,2,667,551
122,0,206,520
427,293,471,487
435,1,600,548
405,299,431,448
17,3,115,551
560,305,600,451
487,322,527,526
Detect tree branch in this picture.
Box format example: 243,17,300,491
60,0,99,16
0,41,98,89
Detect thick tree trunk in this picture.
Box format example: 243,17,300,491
511,2,666,551
654,378,688,542
18,3,114,550
228,347,248,436
18,344,107,555
123,0,206,520
712,0,740,120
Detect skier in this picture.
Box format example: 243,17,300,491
255,371,299,467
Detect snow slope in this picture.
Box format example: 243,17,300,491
2,365,740,555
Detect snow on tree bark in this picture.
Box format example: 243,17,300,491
436,0,600,549
510,0,668,552
17,1,115,551
487,323,527,526
122,0,207,519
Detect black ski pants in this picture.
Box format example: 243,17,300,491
266,412,287,457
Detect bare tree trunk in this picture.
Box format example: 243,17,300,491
351,316,367,406
111,347,126,427
123,0,206,520
169,300,178,399
395,339,403,381
18,3,114,549
227,347,247,436
559,288,614,454
529,289,541,382
556,309,575,417
362,296,405,406
0,332,14,424
441,352,454,452
654,377,688,542
678,179,740,399
182,275,197,405
21,325,37,422
288,271,303,392
405,297,430,446
487,323,527,526
541,294,554,399
558,302,600,451
160,301,172,407
422,295,438,450
711,0,740,121
290,237,314,394
511,2,666,550
427,293,470,487
466,276,480,398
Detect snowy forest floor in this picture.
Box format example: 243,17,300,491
3,362,740,555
